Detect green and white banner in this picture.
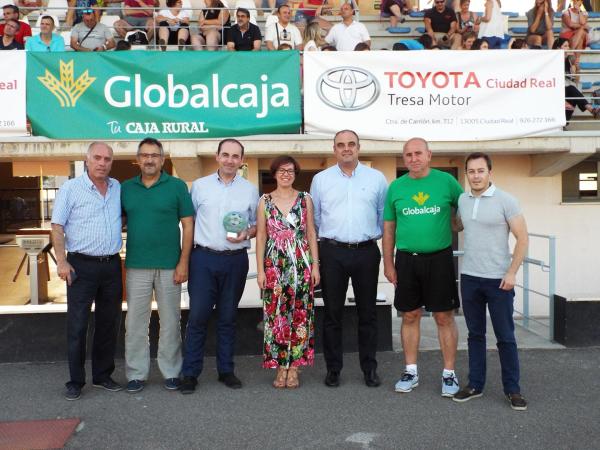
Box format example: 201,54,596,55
27,52,301,139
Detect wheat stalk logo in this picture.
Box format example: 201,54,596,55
412,192,429,206
37,60,96,108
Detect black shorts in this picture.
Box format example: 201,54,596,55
394,246,459,313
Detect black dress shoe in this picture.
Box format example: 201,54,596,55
324,370,340,387
218,372,242,389
363,369,381,387
180,376,197,395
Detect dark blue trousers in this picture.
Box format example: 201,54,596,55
460,274,521,394
182,248,248,377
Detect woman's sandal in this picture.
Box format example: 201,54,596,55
273,367,288,389
286,367,299,389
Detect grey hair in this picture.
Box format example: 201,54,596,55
87,141,114,158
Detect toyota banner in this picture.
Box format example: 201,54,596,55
303,51,566,141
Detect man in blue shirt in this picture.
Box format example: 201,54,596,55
310,130,388,388
51,142,123,401
25,16,65,51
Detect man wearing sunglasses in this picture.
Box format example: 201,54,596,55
70,8,116,51
424,0,460,48
226,7,262,51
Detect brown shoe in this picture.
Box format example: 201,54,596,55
273,367,287,389
286,367,299,389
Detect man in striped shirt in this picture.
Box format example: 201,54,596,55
51,142,124,401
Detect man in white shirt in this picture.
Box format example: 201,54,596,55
324,2,370,51
265,4,303,50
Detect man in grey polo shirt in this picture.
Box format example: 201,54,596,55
452,152,529,411
70,9,116,52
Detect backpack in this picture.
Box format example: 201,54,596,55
126,31,149,45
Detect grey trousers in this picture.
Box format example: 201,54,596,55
125,269,183,381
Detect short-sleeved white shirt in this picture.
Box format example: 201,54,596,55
325,20,370,51
265,21,302,49
156,9,192,31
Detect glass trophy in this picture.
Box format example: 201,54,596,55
223,211,248,239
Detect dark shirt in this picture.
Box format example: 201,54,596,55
0,39,24,50
226,22,262,51
424,6,457,34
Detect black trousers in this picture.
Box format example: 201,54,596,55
565,85,590,121
319,241,381,373
66,253,123,388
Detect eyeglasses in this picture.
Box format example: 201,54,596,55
138,153,162,159
276,168,296,176
281,29,288,39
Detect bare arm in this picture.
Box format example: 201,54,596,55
252,39,261,50
481,0,492,23
451,215,463,232
500,214,528,291
424,17,435,37
382,220,397,286
173,216,194,284
51,223,75,285
255,197,267,289
305,195,320,287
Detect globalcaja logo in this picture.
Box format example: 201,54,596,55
402,192,441,216
38,60,95,108
316,67,380,111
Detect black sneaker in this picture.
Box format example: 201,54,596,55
92,378,123,392
506,393,528,411
218,372,242,389
126,379,145,394
452,386,483,403
64,384,81,401
180,376,197,395
164,378,181,391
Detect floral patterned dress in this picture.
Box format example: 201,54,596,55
262,191,315,369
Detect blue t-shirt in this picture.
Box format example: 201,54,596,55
25,33,65,51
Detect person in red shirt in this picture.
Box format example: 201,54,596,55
0,5,32,45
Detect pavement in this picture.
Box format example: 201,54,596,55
1,346,599,449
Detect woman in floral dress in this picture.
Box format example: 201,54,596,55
256,156,320,388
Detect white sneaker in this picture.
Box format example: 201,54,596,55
441,373,460,397
394,371,419,393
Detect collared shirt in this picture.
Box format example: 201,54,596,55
226,22,262,50
325,20,370,51
264,21,303,49
190,172,259,251
51,172,122,256
25,33,65,52
424,6,457,34
310,163,387,243
458,184,522,279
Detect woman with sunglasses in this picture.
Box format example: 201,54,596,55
256,156,320,389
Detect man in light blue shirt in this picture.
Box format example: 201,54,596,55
310,129,388,388
25,15,65,51
180,138,259,394
51,142,123,401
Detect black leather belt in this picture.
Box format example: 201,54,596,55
194,244,247,256
320,238,376,249
69,252,119,262
397,246,451,257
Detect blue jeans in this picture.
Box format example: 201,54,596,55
182,248,248,377
460,274,521,394
483,36,503,49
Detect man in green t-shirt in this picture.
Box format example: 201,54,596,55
382,137,463,398
121,137,195,394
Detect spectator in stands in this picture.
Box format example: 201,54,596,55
114,0,157,43
380,0,407,29
424,0,460,49
71,8,116,51
226,7,261,50
191,0,231,51
554,37,600,121
16,0,42,17
265,4,303,50
0,5,31,45
526,0,554,48
393,33,433,50
454,0,479,45
0,19,23,49
460,30,477,49
324,2,370,51
156,0,190,51
557,0,594,12
303,20,326,51
321,44,335,50
471,38,488,49
25,15,65,51
66,0,99,27
478,0,504,49
560,0,589,60
295,0,333,32
354,41,370,50
116,39,132,49
510,38,528,49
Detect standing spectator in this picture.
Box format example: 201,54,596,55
121,138,194,394
156,0,191,50
51,142,123,401
302,20,326,51
191,0,231,51
25,15,65,51
382,138,463,397
424,0,460,48
560,0,589,61
527,0,554,48
0,19,23,49
265,4,303,50
478,0,504,49
70,9,116,51
452,153,529,411
114,0,158,43
180,139,259,394
256,156,320,389
226,7,262,51
324,2,370,51
310,130,388,389
0,5,31,45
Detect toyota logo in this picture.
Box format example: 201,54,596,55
316,67,380,111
